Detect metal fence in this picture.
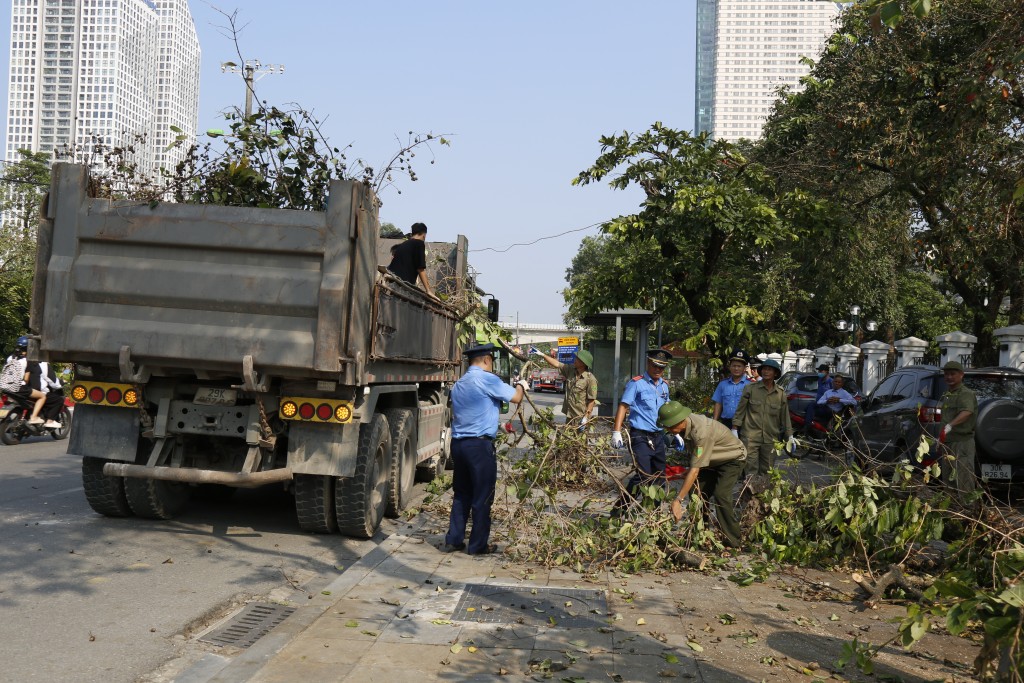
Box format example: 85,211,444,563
877,354,896,380
912,353,941,366
847,360,864,388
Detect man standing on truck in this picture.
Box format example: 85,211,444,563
531,347,598,429
388,222,437,299
444,343,528,555
939,360,978,496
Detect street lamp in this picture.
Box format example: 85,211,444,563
836,304,877,344
221,60,285,118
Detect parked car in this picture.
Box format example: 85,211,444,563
779,371,863,434
845,365,1024,482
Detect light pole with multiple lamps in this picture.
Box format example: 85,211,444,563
836,304,877,345
221,60,285,117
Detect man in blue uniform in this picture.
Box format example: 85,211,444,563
611,349,673,502
711,349,751,436
802,363,833,435
444,343,528,555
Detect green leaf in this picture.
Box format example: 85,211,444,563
984,616,1018,639
880,1,903,27
169,125,182,133
997,584,1024,608
686,640,704,652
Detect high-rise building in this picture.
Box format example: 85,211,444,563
5,0,200,172
695,0,845,142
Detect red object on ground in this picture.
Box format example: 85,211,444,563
665,464,689,481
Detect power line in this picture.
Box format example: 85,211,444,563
469,221,605,253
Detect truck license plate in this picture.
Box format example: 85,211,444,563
194,387,237,406
980,463,1012,480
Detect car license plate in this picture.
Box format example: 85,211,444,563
980,463,1012,480
194,387,237,406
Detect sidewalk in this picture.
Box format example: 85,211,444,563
176,506,980,683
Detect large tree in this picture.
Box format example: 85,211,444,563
756,0,1024,356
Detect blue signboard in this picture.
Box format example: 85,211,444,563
557,345,578,364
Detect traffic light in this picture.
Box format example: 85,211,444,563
487,298,499,322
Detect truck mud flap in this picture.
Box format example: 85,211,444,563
288,421,359,477
69,404,139,462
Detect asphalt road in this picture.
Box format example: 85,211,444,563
0,436,381,683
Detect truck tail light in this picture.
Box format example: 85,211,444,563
72,382,140,408
919,405,942,423
280,396,353,424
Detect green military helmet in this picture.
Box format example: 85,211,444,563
657,401,692,429
575,349,594,368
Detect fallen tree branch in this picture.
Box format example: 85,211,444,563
852,565,932,607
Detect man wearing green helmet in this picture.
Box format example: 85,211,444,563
733,358,795,476
532,347,598,429
657,401,746,548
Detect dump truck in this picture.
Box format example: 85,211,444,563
30,163,469,538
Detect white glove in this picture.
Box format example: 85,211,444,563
611,431,624,449
941,424,952,438
577,418,588,432
529,346,541,356
673,434,685,449
515,379,529,392
786,436,799,454
730,428,739,439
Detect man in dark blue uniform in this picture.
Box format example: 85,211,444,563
711,349,751,436
444,343,527,554
611,349,673,503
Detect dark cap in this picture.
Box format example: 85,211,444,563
816,363,830,371
942,360,964,372
464,343,497,359
728,349,750,365
646,349,674,367
410,222,428,235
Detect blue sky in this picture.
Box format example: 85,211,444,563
3,0,698,324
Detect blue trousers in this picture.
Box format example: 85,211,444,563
445,437,497,554
626,431,667,495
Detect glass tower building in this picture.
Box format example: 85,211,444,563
5,0,200,172
694,0,845,142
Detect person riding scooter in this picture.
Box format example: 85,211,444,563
0,336,58,429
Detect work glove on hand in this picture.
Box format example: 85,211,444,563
529,346,541,356
730,428,739,439
515,379,530,392
577,418,588,433
673,434,685,450
786,435,799,455
610,431,624,449
940,424,952,441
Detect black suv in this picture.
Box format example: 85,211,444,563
846,365,1024,482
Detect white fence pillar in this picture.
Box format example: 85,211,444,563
935,331,978,368
796,348,814,372
893,336,929,368
860,340,891,396
994,325,1024,370
814,346,836,370
834,344,861,376
782,351,799,374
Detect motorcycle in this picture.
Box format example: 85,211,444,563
0,391,72,444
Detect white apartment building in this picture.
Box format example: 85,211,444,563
695,0,846,142
5,0,200,173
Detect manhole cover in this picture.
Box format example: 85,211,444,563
200,602,296,648
451,584,607,628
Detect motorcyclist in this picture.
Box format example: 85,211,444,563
37,361,65,425
1,336,59,429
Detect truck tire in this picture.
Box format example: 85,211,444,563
336,414,391,538
294,474,338,533
82,457,133,517
416,404,451,483
125,477,189,520
385,408,416,518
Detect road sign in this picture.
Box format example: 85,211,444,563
558,336,579,348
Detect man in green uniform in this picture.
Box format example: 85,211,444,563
733,358,795,476
658,401,746,548
939,360,977,496
531,347,598,429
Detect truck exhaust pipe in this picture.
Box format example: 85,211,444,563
102,463,293,488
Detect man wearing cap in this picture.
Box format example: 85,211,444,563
733,358,795,476
658,401,746,548
939,361,977,496
712,350,751,436
444,343,529,554
802,363,833,435
611,349,673,499
531,347,598,429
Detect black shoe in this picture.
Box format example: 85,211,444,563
468,543,499,555
441,542,465,553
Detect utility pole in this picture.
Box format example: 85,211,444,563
220,60,285,117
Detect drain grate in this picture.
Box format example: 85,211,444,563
451,584,608,628
200,602,296,648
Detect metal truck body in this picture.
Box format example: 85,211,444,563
31,163,467,537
